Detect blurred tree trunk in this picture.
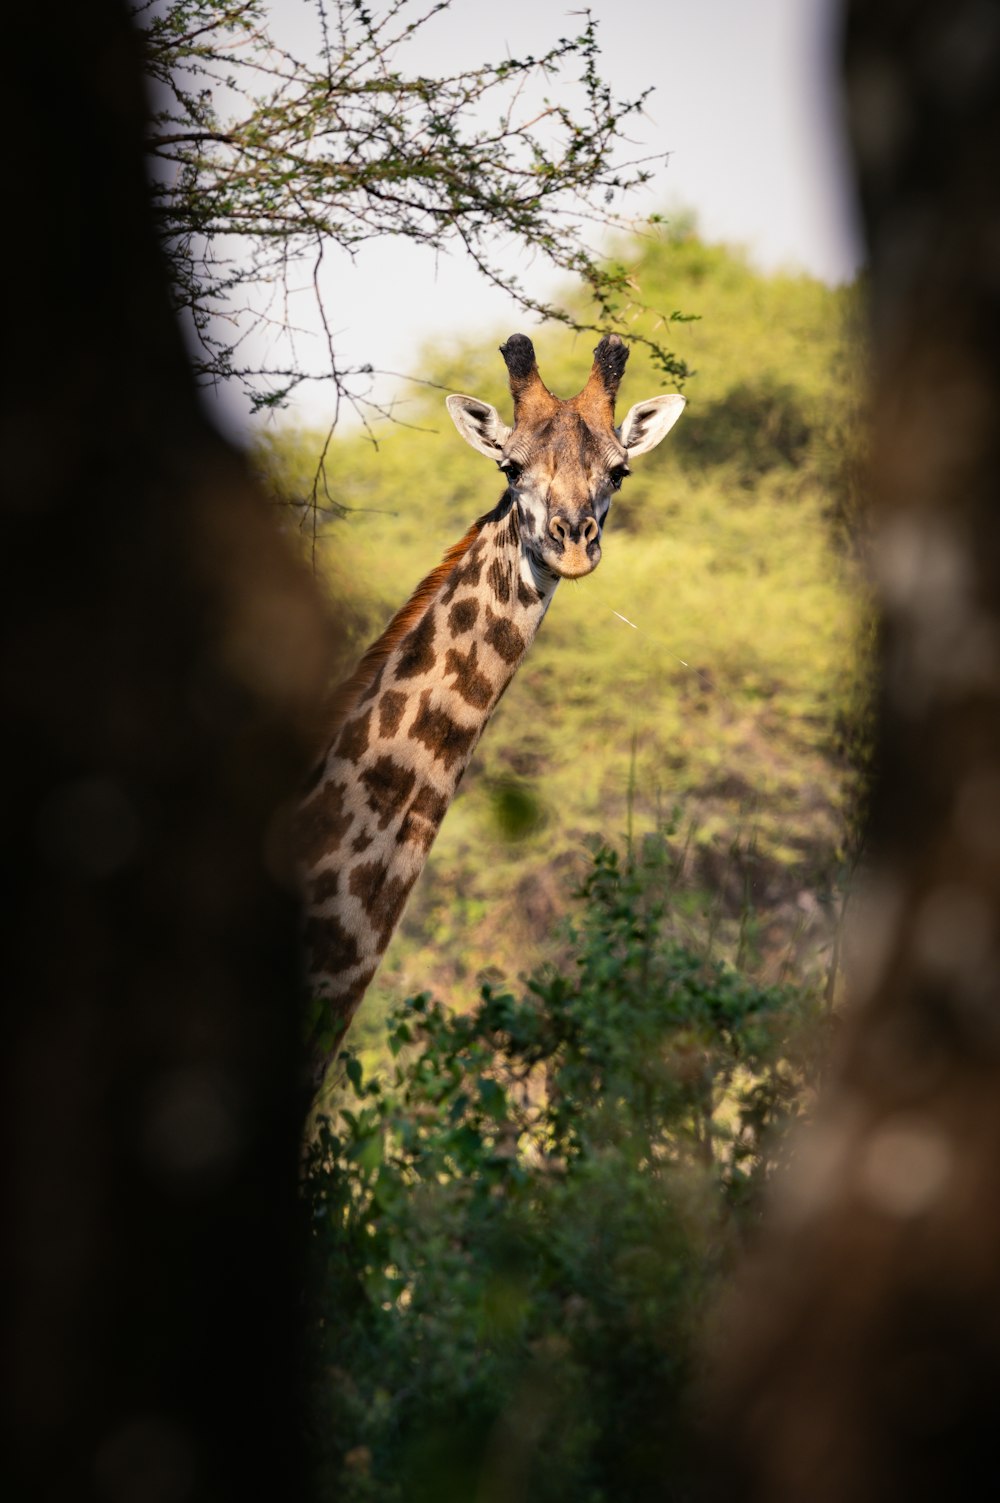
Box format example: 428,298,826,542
707,3,1000,1499
1,6,331,1500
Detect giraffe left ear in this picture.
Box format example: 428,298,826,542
618,394,686,457
446,394,512,460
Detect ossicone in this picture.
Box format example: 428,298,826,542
573,332,631,424
499,334,538,383
499,333,558,421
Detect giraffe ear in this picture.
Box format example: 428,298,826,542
446,394,512,460
618,394,686,457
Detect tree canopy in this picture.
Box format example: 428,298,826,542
138,0,689,433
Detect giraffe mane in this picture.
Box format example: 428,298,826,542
323,510,492,739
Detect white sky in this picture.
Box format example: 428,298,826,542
198,0,863,436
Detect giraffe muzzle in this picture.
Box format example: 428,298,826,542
545,513,601,578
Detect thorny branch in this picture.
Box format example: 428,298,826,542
138,0,689,535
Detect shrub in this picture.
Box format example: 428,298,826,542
306,838,823,1502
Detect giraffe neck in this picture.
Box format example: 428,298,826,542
298,495,557,1074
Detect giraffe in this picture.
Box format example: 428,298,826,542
297,332,684,1087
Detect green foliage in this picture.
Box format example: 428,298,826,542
671,376,814,484
306,838,822,1501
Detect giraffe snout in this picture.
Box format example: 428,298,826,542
548,513,599,546
545,511,601,577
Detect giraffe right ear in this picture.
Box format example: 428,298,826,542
446,394,512,460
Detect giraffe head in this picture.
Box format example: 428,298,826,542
446,334,685,579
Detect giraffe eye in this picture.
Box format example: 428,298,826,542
500,458,523,484
609,464,630,491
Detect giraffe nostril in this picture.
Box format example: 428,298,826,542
581,516,599,545
548,515,569,543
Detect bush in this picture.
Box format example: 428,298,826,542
671,377,814,485
305,838,823,1501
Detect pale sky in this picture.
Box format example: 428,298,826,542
197,0,863,436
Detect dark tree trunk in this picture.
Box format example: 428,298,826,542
707,4,1000,1499
1,6,332,1500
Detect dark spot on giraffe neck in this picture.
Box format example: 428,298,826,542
357,663,385,707
348,860,414,946
448,597,479,635
337,706,372,762
394,610,437,680
351,827,374,854
359,754,417,829
297,781,352,866
484,607,526,665
495,510,519,549
409,689,478,771
314,962,379,1029
302,910,360,977
310,867,340,905
487,557,512,604
440,567,462,606
444,641,493,710
398,781,448,852
412,783,448,820
378,689,407,738
442,547,485,604
347,856,385,908
517,576,540,607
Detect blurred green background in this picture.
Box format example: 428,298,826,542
263,219,868,1065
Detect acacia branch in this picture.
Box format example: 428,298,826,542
137,0,690,490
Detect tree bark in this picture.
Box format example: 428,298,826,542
707,4,1000,1498
1,6,332,1499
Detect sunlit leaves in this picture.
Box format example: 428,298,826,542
305,837,824,1497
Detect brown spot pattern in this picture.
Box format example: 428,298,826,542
485,608,526,664
336,707,371,763
394,610,437,680
487,558,512,604
357,663,384,707
303,911,360,976
440,568,463,606
448,597,479,634
378,689,407,738
397,814,436,853
501,511,521,548
398,783,449,851
297,781,353,865
442,549,485,603
324,519,483,740
517,576,540,606
440,538,481,603
409,689,478,771
348,856,387,907
444,642,493,709
311,868,340,905
351,828,374,854
360,754,417,829
349,861,413,945
412,782,448,823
